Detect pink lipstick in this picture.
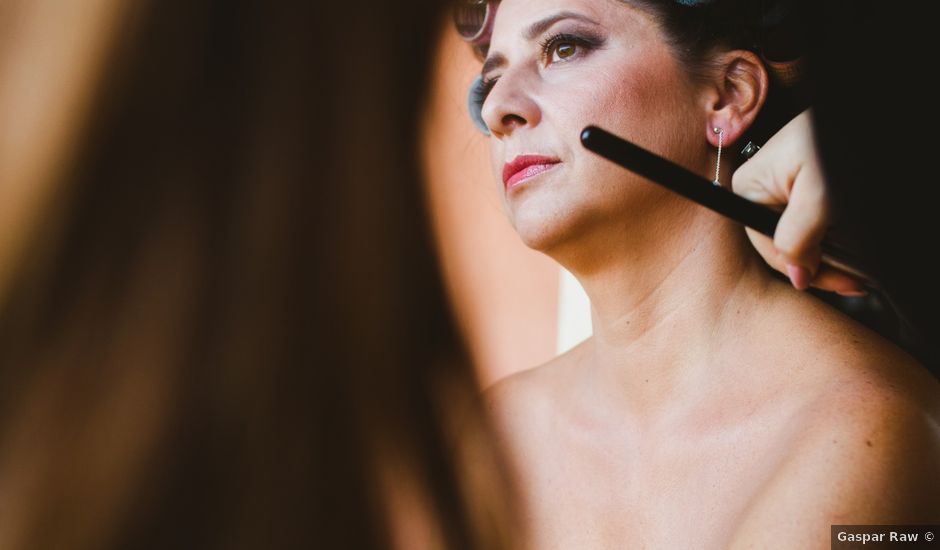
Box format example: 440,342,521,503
502,155,561,190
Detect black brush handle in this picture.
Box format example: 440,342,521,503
580,125,880,289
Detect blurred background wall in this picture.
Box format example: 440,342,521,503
420,22,593,388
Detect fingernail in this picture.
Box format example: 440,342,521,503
786,264,810,291
837,289,869,297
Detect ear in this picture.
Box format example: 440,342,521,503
702,50,769,148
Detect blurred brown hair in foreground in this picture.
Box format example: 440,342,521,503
0,1,520,548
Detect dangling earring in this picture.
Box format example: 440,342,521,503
712,127,723,187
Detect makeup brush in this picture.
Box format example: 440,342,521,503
580,125,880,290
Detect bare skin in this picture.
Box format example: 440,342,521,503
487,282,940,549
478,0,940,547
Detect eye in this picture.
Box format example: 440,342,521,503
550,40,578,62
539,32,599,65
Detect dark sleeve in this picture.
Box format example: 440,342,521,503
803,1,938,373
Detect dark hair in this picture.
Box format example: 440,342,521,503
0,1,518,548
625,0,810,147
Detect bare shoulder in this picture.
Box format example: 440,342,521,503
728,297,940,547
725,290,940,548
729,391,940,547
481,339,589,439
797,377,940,517
760,287,938,411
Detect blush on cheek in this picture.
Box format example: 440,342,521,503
596,56,695,156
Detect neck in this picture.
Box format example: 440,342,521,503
552,207,783,425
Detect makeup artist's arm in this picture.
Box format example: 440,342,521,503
732,109,866,296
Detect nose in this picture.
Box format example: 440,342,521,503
480,68,542,138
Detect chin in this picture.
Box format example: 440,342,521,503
510,205,587,255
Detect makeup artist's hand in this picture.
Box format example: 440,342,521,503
731,110,867,296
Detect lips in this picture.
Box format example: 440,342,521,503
502,155,561,190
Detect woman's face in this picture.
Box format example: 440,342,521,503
481,0,708,253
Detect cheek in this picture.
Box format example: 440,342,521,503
540,54,699,210
551,52,695,158
488,139,504,182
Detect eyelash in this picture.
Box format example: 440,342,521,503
480,76,499,97
538,32,596,63
479,31,601,96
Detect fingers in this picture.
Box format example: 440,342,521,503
810,265,869,296
731,110,865,296
772,164,828,275
731,111,808,205
731,148,789,206
744,227,786,273
743,227,868,295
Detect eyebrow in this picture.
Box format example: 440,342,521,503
481,11,601,78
